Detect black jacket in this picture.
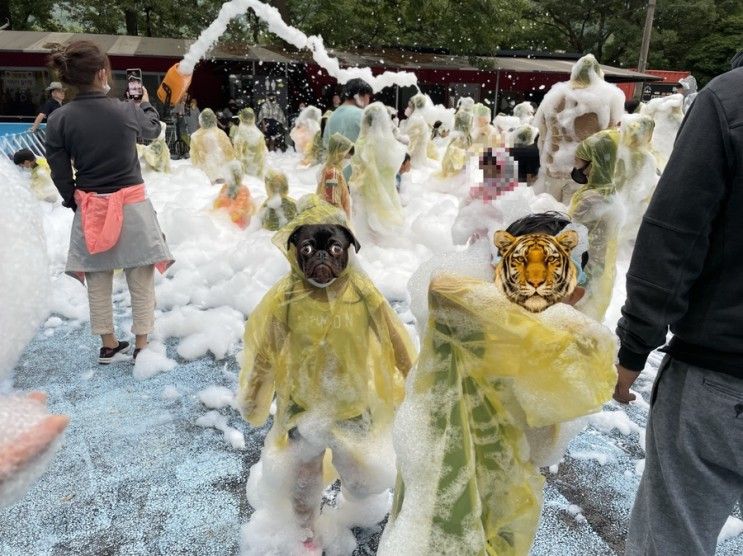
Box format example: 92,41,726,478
45,92,161,210
617,66,743,379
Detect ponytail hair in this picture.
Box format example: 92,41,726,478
47,40,110,88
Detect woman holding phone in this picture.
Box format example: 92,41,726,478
45,40,174,364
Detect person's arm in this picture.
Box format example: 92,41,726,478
30,112,46,132
614,88,731,400
44,117,76,210
131,87,161,141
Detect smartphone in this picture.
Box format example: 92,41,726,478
126,68,143,101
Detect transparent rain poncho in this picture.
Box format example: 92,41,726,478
189,108,236,182
143,139,171,173
379,273,615,556
237,196,415,441
640,94,683,171
316,132,353,219
213,161,255,229
471,103,498,152
533,54,624,202
512,124,539,147
456,96,475,113
350,102,407,235
615,114,659,248
569,128,622,321
402,93,457,166
232,108,268,177
513,101,535,124
440,110,474,178
404,94,435,168
259,169,298,231
290,106,322,166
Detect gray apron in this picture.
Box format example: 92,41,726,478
65,198,174,282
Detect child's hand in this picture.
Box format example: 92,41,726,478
613,364,638,404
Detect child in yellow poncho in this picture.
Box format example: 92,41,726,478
233,107,268,177
440,110,473,178
238,197,415,553
259,169,297,231
316,132,353,220
380,213,615,556
189,108,236,183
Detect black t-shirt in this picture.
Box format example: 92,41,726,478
38,98,62,119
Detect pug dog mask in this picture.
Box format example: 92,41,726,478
288,224,361,288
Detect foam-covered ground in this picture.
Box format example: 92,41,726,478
2,151,742,554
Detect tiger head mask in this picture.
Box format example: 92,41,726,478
493,230,579,312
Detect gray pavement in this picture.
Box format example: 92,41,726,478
2,317,742,555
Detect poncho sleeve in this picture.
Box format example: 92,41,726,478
238,281,289,426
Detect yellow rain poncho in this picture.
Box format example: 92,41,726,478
471,103,498,151
440,110,473,177
379,273,615,556
316,132,353,219
259,169,297,231
350,102,407,235
238,197,415,437
29,158,60,203
232,108,267,177
143,139,171,173
569,128,621,321
189,108,236,182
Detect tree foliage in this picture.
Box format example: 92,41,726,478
3,0,742,85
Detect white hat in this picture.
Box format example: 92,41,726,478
46,82,64,91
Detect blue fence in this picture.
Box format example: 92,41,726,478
0,123,38,137
0,129,47,159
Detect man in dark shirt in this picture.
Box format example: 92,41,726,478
30,82,65,133
616,55,743,555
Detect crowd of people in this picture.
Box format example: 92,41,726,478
5,38,743,556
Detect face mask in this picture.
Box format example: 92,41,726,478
571,166,588,184
353,94,367,108
404,107,412,117
102,83,111,95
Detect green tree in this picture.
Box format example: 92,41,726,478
5,0,60,30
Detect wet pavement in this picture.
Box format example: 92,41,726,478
2,320,741,555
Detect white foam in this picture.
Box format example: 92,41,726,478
195,410,246,450
198,385,235,409
132,341,177,380
718,517,743,543
180,0,417,92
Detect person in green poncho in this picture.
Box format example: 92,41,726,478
569,127,622,322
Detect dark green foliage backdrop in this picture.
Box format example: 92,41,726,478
3,0,742,85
